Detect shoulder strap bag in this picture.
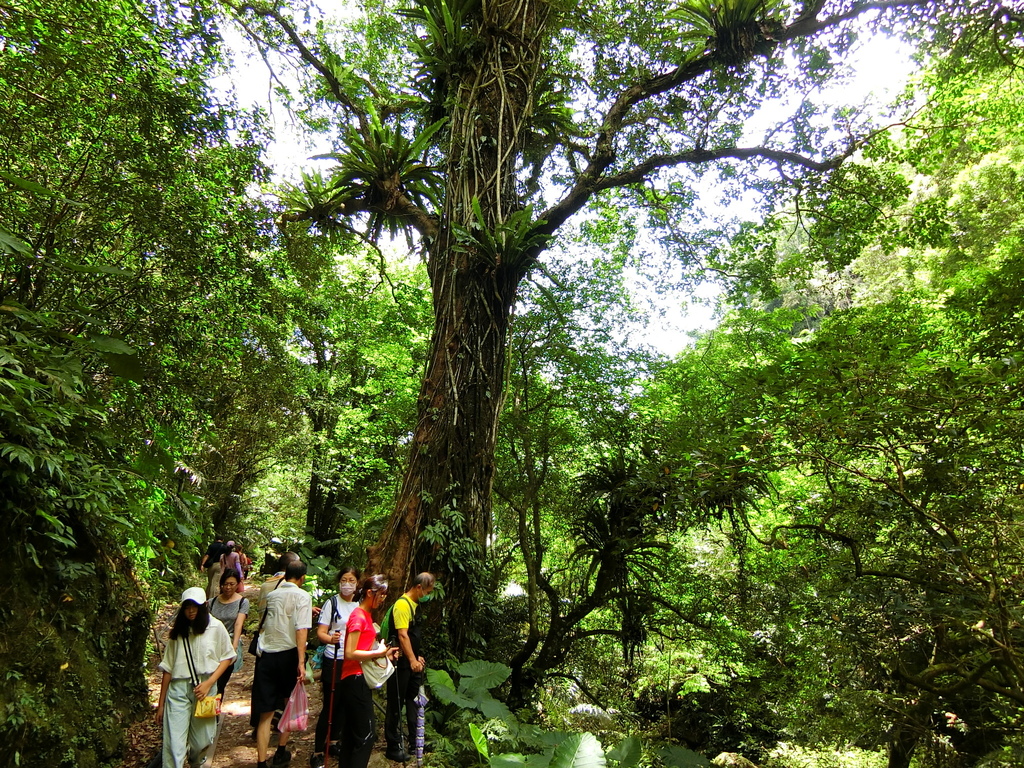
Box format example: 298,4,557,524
183,635,221,718
361,638,395,689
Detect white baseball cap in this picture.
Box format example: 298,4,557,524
181,587,207,605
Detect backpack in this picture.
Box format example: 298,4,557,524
379,595,414,645
327,595,339,630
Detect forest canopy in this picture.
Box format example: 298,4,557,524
1,0,1023,766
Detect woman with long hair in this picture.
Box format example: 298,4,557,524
334,575,399,768
156,587,235,768
310,566,361,768
208,568,249,696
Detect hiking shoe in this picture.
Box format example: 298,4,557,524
271,748,292,767
309,754,325,768
385,751,410,763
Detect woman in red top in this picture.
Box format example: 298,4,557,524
327,574,398,768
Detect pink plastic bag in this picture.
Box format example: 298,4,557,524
279,680,309,732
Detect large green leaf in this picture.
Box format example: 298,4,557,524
470,723,489,761
491,754,527,768
426,668,457,692
549,733,606,768
427,668,475,708
104,352,146,382
522,752,554,768
87,334,136,355
657,745,711,768
0,170,84,206
606,737,642,768
474,692,512,720
0,226,30,255
458,660,512,691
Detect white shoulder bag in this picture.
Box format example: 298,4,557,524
361,639,395,689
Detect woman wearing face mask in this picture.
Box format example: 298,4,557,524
309,566,361,768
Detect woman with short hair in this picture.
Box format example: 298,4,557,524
208,568,249,695
310,566,361,768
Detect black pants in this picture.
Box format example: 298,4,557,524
313,655,344,753
216,667,233,697
385,663,424,753
338,675,375,768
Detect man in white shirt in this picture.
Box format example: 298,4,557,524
253,560,312,768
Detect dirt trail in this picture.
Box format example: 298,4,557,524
120,582,393,768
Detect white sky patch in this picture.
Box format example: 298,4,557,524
503,581,526,597
211,25,335,181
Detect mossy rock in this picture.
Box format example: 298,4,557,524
0,551,150,768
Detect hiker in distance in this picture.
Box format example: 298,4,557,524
199,536,229,599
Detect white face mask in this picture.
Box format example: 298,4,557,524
339,583,357,597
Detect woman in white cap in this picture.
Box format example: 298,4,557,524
155,587,236,768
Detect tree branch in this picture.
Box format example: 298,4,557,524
534,0,940,249
595,146,845,191
230,0,369,133
781,0,937,41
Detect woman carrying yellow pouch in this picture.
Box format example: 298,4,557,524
155,587,235,768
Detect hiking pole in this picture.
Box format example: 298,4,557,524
324,648,342,768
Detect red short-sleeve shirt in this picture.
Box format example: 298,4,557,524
342,607,376,678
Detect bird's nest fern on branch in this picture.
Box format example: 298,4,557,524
280,107,445,241
670,0,789,65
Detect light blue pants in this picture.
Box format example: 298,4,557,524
163,678,217,768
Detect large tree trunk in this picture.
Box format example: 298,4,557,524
368,0,549,653
370,259,520,648
886,695,933,768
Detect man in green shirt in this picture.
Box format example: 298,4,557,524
384,572,435,762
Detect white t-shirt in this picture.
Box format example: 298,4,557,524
317,595,359,660
159,620,234,679
258,581,313,654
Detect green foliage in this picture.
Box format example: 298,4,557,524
297,108,445,239
428,660,513,720
0,0,285,761
656,745,710,767
0,302,129,566
430,661,710,768
398,0,483,115
549,733,608,768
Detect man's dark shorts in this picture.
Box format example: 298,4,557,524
252,647,299,714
